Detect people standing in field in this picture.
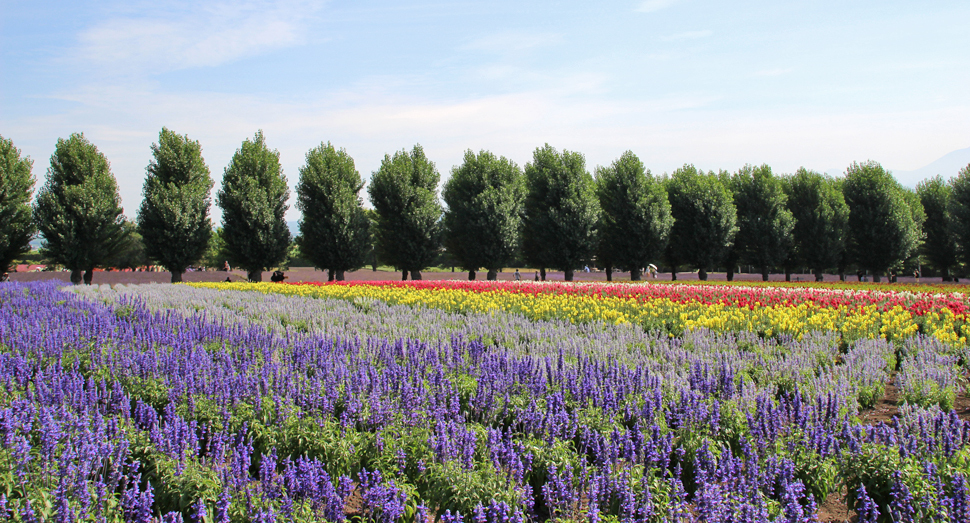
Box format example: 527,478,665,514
514,269,521,280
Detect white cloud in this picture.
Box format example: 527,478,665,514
660,30,712,42
635,0,679,13
77,0,324,73
462,32,564,53
753,67,793,77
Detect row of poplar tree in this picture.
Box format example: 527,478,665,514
2,129,970,284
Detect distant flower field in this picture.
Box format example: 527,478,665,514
1,280,968,522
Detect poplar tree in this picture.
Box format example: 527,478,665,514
137,128,213,282
217,131,291,282
947,165,970,273
368,145,442,280
0,135,36,273
842,161,921,281
782,168,849,281
730,164,794,281
33,133,128,284
521,144,598,282
663,165,737,281
296,142,370,281
442,149,524,281
594,151,672,281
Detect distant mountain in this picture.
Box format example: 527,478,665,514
892,146,970,188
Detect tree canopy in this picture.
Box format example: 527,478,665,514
594,151,672,281
216,131,291,282
33,133,128,284
916,176,957,279
947,164,970,272
368,144,442,280
842,161,922,280
730,164,794,281
137,128,213,282
664,165,737,280
782,168,849,281
296,142,370,281
442,149,524,280
521,144,599,281
0,135,36,273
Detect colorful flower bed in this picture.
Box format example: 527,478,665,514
2,281,969,522
189,280,970,344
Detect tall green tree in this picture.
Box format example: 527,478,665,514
216,131,291,282
368,144,442,280
782,168,849,281
947,164,970,274
104,219,149,271
296,142,370,281
33,133,129,284
594,151,672,281
137,128,213,283
521,144,599,282
0,135,36,273
663,165,737,281
442,149,524,281
729,164,794,281
842,161,921,281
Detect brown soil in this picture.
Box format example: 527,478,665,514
858,376,900,425
9,268,952,285
817,486,855,523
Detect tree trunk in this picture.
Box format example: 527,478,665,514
726,266,734,281
838,271,845,282
248,270,262,282
762,267,770,281
83,269,94,285
328,269,335,282
486,269,497,281
606,265,613,282
468,270,476,280
872,273,881,283
402,270,408,281
70,269,83,285
564,269,574,281
815,269,824,282
698,268,708,281
670,266,677,281
630,267,641,281
411,270,422,280
171,270,184,283
784,268,792,282
336,270,345,281
540,268,546,281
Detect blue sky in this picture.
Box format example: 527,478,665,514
2,0,969,221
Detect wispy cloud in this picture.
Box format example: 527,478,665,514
77,0,324,73
660,30,712,42
635,0,679,14
462,32,564,53
753,67,794,77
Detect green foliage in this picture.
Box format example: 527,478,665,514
841,443,942,522
781,168,849,279
102,219,150,270
200,227,231,269
367,144,442,276
442,149,525,278
663,165,737,279
216,131,291,282
137,128,213,283
947,164,970,270
918,176,958,278
594,151,672,280
730,164,794,280
32,133,129,284
296,142,370,280
0,135,36,273
521,144,599,281
842,161,922,277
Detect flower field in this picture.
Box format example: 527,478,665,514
1,280,969,522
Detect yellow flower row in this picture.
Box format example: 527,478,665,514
189,282,967,344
